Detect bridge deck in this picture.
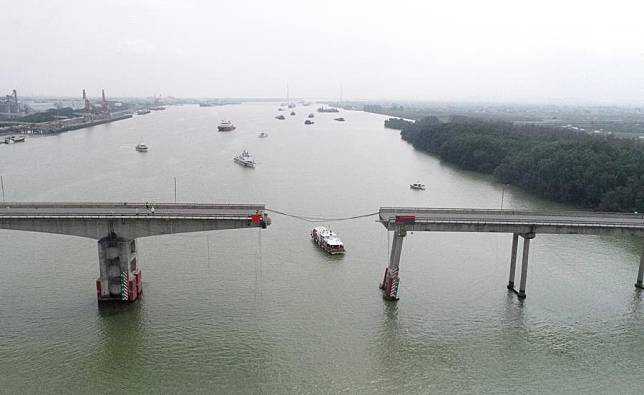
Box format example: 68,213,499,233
379,207,644,236
0,203,269,239
0,202,266,219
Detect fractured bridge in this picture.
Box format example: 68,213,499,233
0,202,270,302
2,203,643,304
378,207,644,300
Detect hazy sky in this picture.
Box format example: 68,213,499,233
2,0,644,103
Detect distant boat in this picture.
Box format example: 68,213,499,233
149,106,166,111
136,108,151,115
234,150,256,168
290,111,296,116
304,120,314,125
136,142,148,152
199,103,214,107
258,132,269,138
317,106,339,113
308,113,314,118
410,183,426,190
275,114,285,120
13,136,25,143
217,120,236,132
334,117,345,122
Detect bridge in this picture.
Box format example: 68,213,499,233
0,202,270,302
378,207,644,300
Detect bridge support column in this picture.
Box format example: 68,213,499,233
517,233,535,299
380,228,406,301
96,233,142,302
507,233,519,289
636,244,644,289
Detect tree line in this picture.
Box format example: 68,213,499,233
388,116,644,212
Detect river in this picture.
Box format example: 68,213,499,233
1,103,643,393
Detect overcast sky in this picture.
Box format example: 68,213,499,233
2,0,644,104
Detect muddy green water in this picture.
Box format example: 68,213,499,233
1,103,643,393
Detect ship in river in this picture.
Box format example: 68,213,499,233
234,150,256,167
217,120,236,131
311,227,345,254
317,106,339,113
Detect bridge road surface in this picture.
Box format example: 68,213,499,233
0,202,270,240
379,207,644,236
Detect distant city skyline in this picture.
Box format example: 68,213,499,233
2,0,644,105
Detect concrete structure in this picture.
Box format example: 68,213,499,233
0,202,270,302
379,207,644,301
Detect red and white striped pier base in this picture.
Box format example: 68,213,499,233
96,233,143,302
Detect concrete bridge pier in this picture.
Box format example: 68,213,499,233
96,232,142,302
380,228,406,301
635,244,644,289
507,232,535,299
507,233,519,289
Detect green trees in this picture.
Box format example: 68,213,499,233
389,117,644,212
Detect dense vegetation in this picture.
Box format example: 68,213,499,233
391,117,644,212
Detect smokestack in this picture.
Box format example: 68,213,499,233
12,89,17,104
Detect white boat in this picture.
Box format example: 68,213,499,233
136,142,148,152
311,226,346,254
234,150,256,167
410,183,426,190
136,108,150,115
258,132,269,138
218,120,236,132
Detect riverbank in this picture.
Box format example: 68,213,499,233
388,116,644,212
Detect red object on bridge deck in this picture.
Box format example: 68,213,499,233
395,215,416,225
251,212,261,224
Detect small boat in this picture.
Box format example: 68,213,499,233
136,142,148,152
234,150,256,167
199,103,214,107
410,183,426,190
13,136,25,143
275,114,286,120
311,227,346,255
136,108,151,115
149,106,166,111
304,120,314,125
334,117,345,122
217,120,236,132
317,106,339,113
308,113,314,118
290,111,296,116
258,132,269,138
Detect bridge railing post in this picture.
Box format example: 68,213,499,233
380,228,406,301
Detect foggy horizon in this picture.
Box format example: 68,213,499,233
3,0,644,105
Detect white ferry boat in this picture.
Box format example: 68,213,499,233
234,150,255,167
135,142,148,152
311,226,346,254
217,120,236,131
